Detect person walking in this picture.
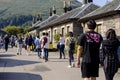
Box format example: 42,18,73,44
26,34,34,55
65,32,75,68
59,34,65,59
10,35,15,48
77,20,103,80
100,29,120,80
17,34,23,55
40,32,46,59
35,35,41,58
0,36,4,52
4,34,10,52
41,32,50,62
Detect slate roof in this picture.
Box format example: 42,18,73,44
32,20,42,27
79,0,120,21
38,3,99,30
36,14,59,28
28,20,42,32
28,14,59,32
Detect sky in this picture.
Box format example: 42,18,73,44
77,0,113,6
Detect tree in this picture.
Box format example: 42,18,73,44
23,26,30,34
2,26,23,36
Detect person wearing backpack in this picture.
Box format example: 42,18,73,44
65,32,75,68
35,35,41,58
40,32,46,59
41,32,50,62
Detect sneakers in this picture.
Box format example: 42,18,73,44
17,53,22,55
72,62,75,67
68,62,75,68
17,53,19,55
67,65,72,68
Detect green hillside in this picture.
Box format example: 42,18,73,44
0,0,82,28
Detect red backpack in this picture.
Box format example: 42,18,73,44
43,36,48,45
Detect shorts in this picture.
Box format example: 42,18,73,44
81,62,99,78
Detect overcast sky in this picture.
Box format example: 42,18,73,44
77,0,113,6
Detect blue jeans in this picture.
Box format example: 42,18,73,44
59,44,65,59
44,48,49,61
37,48,41,57
68,50,74,65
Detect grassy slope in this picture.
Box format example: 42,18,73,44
0,0,81,27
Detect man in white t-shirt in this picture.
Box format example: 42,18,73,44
40,33,46,59
41,32,50,62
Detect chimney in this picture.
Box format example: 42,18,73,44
39,14,42,21
63,1,67,13
67,1,72,11
82,0,87,5
63,1,66,8
88,0,93,3
36,14,40,21
36,14,42,21
32,17,36,24
49,8,52,16
52,6,56,14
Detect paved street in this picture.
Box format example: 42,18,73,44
0,47,120,80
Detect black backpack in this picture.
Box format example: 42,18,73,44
69,37,75,50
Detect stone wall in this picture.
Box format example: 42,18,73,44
97,14,120,37
83,14,120,37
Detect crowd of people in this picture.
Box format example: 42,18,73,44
0,32,51,62
0,20,120,80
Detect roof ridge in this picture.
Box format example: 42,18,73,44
36,14,59,27
115,4,120,10
71,2,92,18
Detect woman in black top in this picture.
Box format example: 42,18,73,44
100,29,120,80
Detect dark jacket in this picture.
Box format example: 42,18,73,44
4,36,9,44
100,39,120,74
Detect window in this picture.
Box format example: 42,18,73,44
48,31,50,36
62,28,64,36
54,29,56,35
67,26,70,34
97,24,102,34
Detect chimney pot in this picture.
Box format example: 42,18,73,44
68,1,72,11
88,0,93,3
52,6,56,14
49,8,52,16
82,0,87,5
63,1,67,8
63,1,67,13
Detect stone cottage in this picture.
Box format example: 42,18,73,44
38,0,99,46
28,0,82,35
79,0,120,37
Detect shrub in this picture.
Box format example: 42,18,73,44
54,33,60,42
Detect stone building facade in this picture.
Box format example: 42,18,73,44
79,0,120,37
28,0,100,47
37,2,99,47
